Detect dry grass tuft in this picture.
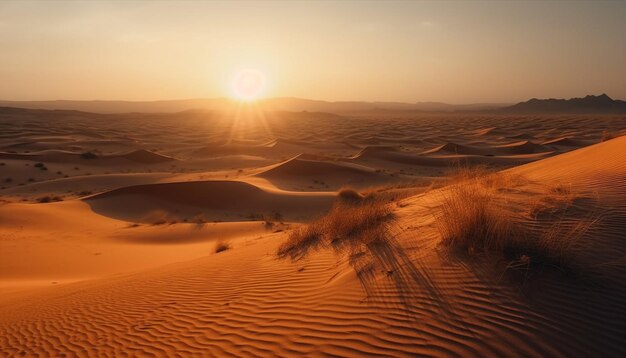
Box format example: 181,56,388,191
37,195,63,203
446,164,493,183
437,183,517,254
533,215,599,269
528,183,577,219
337,188,365,203
278,197,393,260
278,191,441,304
436,165,600,278
215,241,231,253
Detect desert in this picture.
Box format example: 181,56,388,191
1,104,625,356
2,1,626,356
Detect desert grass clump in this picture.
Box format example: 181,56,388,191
279,193,441,304
80,151,98,159
532,216,599,272
446,164,493,183
528,183,578,219
37,196,63,203
437,183,518,254
215,241,231,253
278,224,325,259
278,197,393,260
436,167,601,279
337,188,365,204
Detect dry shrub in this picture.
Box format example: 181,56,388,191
437,166,600,278
337,188,365,203
528,183,577,219
446,164,493,183
278,197,393,260
279,192,441,304
37,195,63,203
448,164,527,190
80,151,98,159
437,183,518,254
533,215,599,271
215,241,230,253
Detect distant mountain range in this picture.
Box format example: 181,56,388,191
0,97,506,114
0,94,624,114
501,94,626,114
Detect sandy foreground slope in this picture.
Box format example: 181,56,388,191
1,111,626,356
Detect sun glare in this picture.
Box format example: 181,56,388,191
232,69,266,101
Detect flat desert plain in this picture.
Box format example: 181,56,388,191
1,108,626,357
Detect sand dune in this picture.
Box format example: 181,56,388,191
192,139,357,159
353,145,550,171
0,149,88,162
109,149,177,164
422,140,552,156
541,136,586,147
0,173,173,202
0,148,175,164
255,155,397,190
0,200,274,295
86,179,335,222
421,142,489,155
2,137,626,356
491,140,552,154
1,109,626,356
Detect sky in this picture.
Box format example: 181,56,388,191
1,0,625,103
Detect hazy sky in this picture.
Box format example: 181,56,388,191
1,0,625,103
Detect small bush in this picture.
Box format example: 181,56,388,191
81,151,98,159
215,241,231,253
278,198,393,260
528,183,577,219
437,183,517,254
34,162,48,170
37,196,63,203
337,188,365,203
436,168,600,278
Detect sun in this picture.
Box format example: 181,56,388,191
231,69,266,101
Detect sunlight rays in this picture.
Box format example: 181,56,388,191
225,100,275,145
